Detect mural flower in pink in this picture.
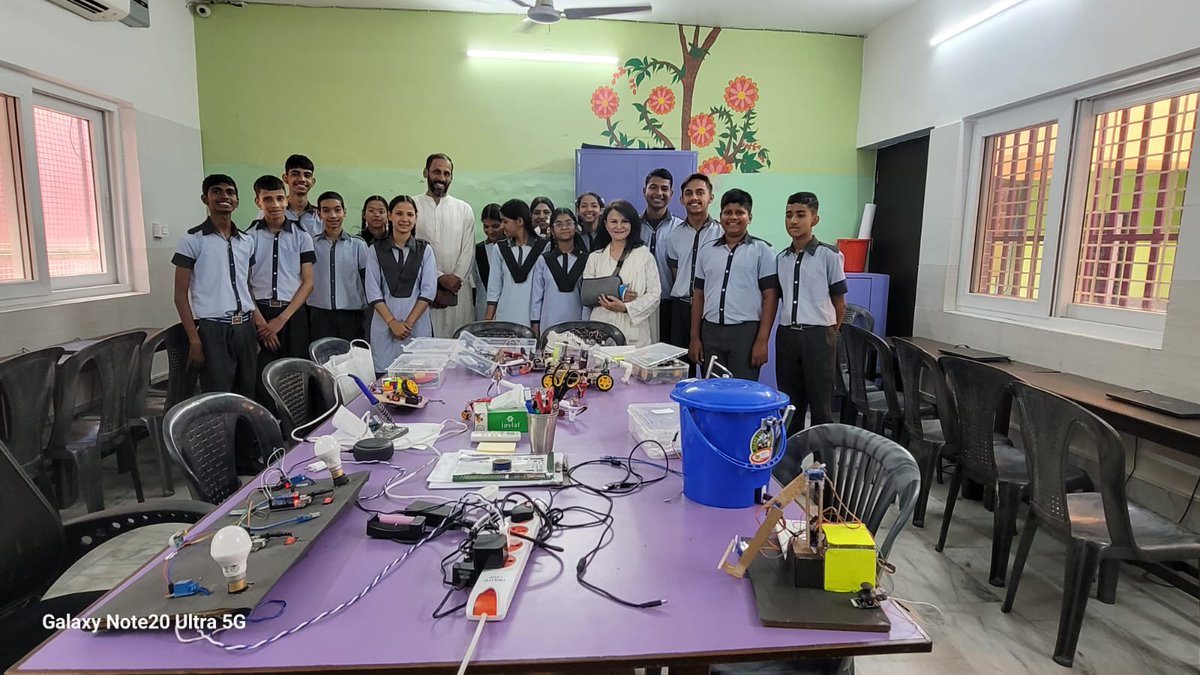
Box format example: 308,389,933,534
647,86,676,115
688,113,717,148
724,76,759,113
699,157,733,176
591,86,620,120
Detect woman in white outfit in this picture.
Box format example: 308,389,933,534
582,200,661,348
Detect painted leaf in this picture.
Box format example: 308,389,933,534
740,157,764,173
637,139,648,149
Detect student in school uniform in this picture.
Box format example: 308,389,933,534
665,173,721,351
309,191,369,342
485,199,547,326
359,194,390,245
531,208,587,336
688,189,779,381
583,200,661,348
776,192,846,434
248,176,316,403
530,196,554,239
281,154,323,236
472,203,505,322
365,195,438,375
641,168,683,343
172,175,260,470
575,192,604,252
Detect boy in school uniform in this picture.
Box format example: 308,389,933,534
775,192,846,434
172,175,259,417
665,173,721,351
282,154,323,236
688,189,779,381
310,191,369,342
641,168,683,342
247,175,315,394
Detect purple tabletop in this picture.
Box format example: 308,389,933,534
14,370,930,674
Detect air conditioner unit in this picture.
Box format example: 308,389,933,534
46,0,131,22
121,0,150,28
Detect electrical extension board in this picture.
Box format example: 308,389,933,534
470,431,522,443
465,511,542,622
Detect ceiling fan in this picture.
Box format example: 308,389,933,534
510,0,652,27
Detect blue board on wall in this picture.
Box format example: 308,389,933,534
576,147,699,215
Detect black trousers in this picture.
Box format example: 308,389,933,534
309,306,365,343
775,324,838,436
255,302,309,410
196,318,257,400
700,321,762,381
668,298,693,349
658,297,673,345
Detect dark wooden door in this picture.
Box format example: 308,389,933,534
870,135,929,337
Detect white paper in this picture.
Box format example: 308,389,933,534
857,203,876,240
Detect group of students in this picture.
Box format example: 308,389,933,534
173,155,848,463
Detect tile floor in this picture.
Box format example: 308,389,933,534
46,448,1200,674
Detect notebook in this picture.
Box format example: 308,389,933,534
937,345,1012,363
1105,391,1200,419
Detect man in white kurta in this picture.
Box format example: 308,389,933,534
413,154,476,337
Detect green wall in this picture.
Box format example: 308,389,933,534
194,6,873,246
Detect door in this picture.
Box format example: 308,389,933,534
870,135,929,337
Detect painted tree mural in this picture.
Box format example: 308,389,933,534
590,25,771,174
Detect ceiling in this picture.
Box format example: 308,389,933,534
240,0,918,36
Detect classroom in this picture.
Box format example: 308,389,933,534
1,1,1198,673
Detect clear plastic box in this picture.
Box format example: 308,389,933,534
404,337,461,357
385,353,451,389
628,403,680,458
632,358,691,385
626,343,688,369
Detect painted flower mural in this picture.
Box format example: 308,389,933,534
589,25,772,174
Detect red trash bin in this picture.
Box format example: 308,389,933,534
837,238,870,273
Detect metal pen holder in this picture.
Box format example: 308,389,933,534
527,412,558,455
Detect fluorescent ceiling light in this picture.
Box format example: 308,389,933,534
930,0,1030,46
466,49,619,65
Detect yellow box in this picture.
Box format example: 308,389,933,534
821,523,877,593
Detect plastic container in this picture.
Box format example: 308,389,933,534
632,358,691,385
385,353,451,389
628,403,680,459
670,379,792,508
404,337,461,357
837,238,870,273
627,342,688,369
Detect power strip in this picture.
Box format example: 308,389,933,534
465,511,541,621
470,431,522,443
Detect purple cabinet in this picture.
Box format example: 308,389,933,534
575,148,699,213
761,272,889,390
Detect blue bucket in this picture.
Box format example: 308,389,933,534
670,379,793,508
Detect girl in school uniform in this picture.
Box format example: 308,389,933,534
530,196,554,239
359,195,390,245
310,191,369,342
365,195,438,375
484,199,548,326
472,203,505,321
583,200,661,347
575,192,605,252
530,208,587,337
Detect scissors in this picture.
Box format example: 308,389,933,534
546,361,583,400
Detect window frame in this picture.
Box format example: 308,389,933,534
0,67,137,308
957,58,1200,345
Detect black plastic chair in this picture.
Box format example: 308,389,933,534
452,320,535,340
833,305,874,423
937,357,1093,587
841,325,904,439
309,336,352,366
0,347,63,500
537,321,627,349
162,393,283,504
0,438,210,670
843,303,874,333
1002,383,1200,667
892,338,959,528
47,331,147,513
128,325,197,497
262,358,338,440
775,423,920,559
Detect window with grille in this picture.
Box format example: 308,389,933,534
33,105,107,278
1072,92,1195,313
971,121,1058,300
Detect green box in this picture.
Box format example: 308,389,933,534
472,402,529,433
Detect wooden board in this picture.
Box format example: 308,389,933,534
747,556,891,633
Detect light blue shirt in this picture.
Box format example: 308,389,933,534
530,249,586,329
486,240,544,326
365,238,437,372
641,212,682,299
288,204,324,237
248,219,316,303
694,235,779,325
171,219,256,321
310,229,368,311
778,238,848,327
665,218,722,300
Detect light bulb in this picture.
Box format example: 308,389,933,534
210,525,252,593
314,435,348,486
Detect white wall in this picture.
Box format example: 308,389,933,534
860,0,1200,512
0,0,203,353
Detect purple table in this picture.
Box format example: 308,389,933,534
13,371,931,674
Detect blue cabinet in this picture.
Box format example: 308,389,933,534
575,148,698,213
760,272,889,390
